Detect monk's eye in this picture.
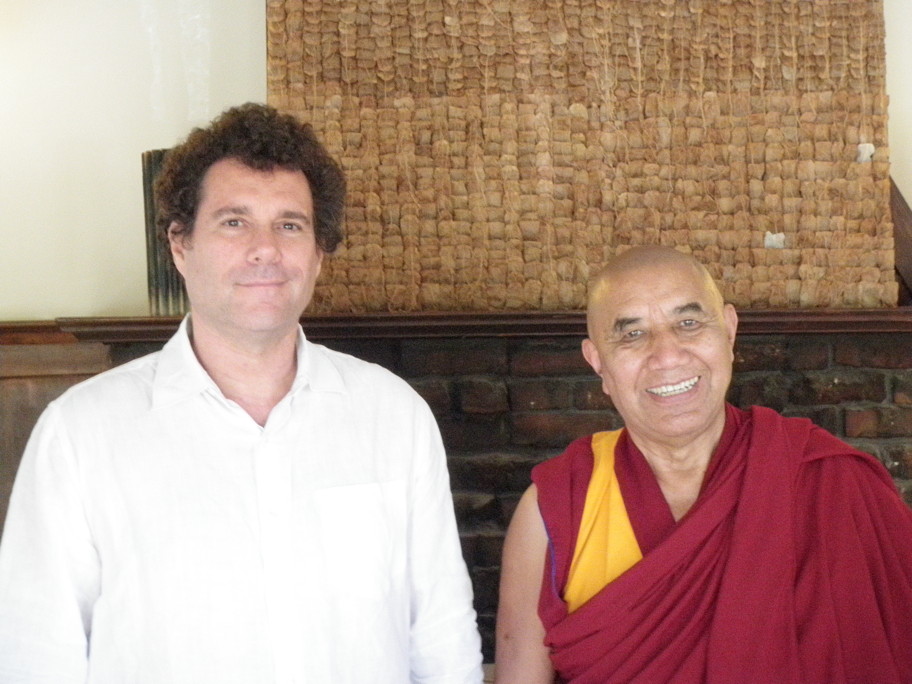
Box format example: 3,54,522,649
679,319,703,329
622,329,644,341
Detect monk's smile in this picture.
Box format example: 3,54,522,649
646,376,700,398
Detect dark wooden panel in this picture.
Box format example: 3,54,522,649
0,344,113,529
0,321,76,345
0,374,98,532
1,344,111,378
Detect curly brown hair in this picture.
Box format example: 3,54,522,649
154,102,346,257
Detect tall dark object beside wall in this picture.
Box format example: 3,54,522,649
142,148,187,316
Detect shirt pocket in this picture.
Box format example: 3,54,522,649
310,480,407,602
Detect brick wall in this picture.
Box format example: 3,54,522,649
4,331,912,662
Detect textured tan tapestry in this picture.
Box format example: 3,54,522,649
267,0,894,312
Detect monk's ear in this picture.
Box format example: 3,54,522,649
722,303,738,348
582,338,602,375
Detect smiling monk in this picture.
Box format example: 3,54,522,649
495,246,912,684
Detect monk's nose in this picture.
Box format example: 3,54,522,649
648,330,688,367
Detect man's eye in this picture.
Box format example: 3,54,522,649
623,329,644,340
224,218,243,227
679,319,701,329
280,222,302,232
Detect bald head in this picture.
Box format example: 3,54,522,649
581,245,739,455
586,247,725,338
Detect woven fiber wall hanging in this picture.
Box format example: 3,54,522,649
267,0,895,312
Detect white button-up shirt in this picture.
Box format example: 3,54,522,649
0,320,483,683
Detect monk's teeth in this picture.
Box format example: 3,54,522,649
647,376,699,397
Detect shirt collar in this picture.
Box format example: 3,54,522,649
293,325,347,395
151,316,217,408
152,315,346,408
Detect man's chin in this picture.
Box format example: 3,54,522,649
217,309,303,339
239,316,301,334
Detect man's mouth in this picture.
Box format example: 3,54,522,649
646,376,699,397
237,277,288,288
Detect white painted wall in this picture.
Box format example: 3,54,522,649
0,0,265,319
885,0,912,202
0,1,908,319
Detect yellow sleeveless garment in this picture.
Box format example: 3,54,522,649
563,430,644,613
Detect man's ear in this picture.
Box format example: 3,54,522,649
722,303,739,349
315,248,325,279
168,222,188,276
581,338,602,375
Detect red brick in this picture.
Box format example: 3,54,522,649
896,480,912,509
448,453,540,493
476,612,496,662
401,339,507,376
510,341,591,376
789,370,887,405
512,411,622,448
892,372,912,406
408,378,452,416
453,492,503,528
438,415,510,450
509,378,574,411
474,533,505,568
573,378,615,410
733,339,790,372
785,340,831,371
508,377,624,412
470,566,501,618
457,378,508,414
320,339,399,371
844,409,879,438
845,407,912,438
459,533,506,573
880,443,912,479
834,335,912,369
727,374,791,412
498,492,523,524
781,407,841,435
734,337,830,372
459,535,476,567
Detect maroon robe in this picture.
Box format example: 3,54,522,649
533,404,912,683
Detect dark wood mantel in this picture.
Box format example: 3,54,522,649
3,308,912,345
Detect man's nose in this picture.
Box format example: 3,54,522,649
247,226,280,264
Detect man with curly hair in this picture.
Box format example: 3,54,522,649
0,103,483,683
